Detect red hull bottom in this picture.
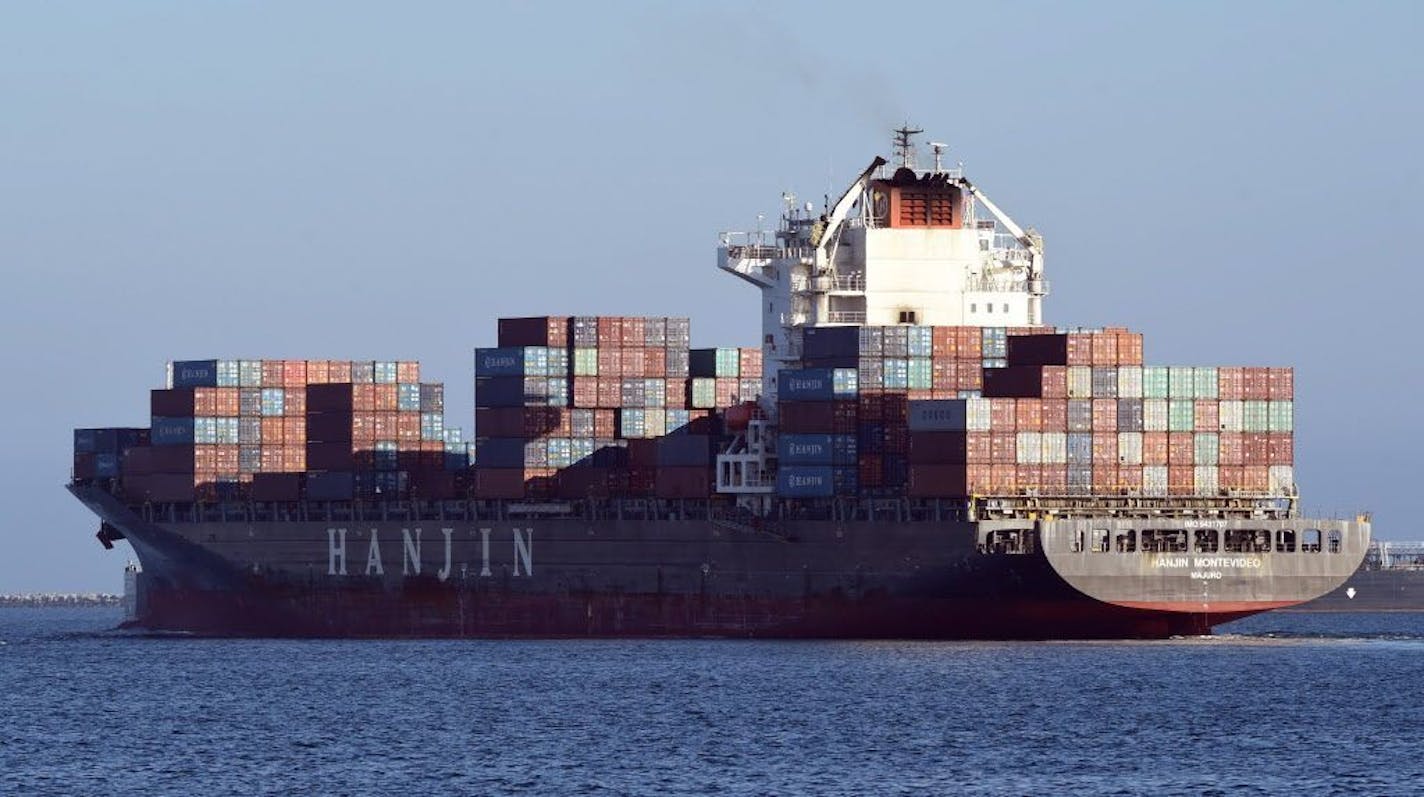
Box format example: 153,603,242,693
130,584,1260,640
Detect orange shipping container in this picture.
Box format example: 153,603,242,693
644,349,666,378
1093,464,1118,492
1017,464,1042,491
375,384,398,411
1168,466,1194,496
1041,399,1068,431
990,432,1016,463
1243,466,1270,492
327,360,353,383
282,416,306,444
1219,465,1245,490
1092,434,1118,464
214,387,240,417
958,366,982,392
282,360,307,387
1218,367,1244,400
1066,333,1093,366
623,348,646,378
1015,399,1043,431
215,445,239,472
373,412,397,440
284,387,306,416
1092,399,1117,432
1090,333,1118,366
352,413,377,443
262,360,284,387
285,445,305,472
397,413,420,442
1168,432,1194,465
1040,464,1067,493
1115,332,1144,366
989,398,1016,430
307,360,330,385
932,360,956,390
990,464,1017,492
397,361,420,383
260,446,283,473
262,417,285,445
966,432,992,463
353,383,377,412
1142,432,1169,465
1219,432,1244,465
956,327,982,360
194,388,218,416
931,326,956,358
1195,400,1219,432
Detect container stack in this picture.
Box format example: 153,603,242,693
119,358,459,502
474,316,734,500
73,428,149,481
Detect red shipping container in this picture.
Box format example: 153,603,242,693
643,349,666,378
397,413,420,442
260,446,284,473
1092,399,1117,432
1115,332,1144,366
932,327,956,358
284,387,306,417
1168,466,1194,496
283,360,307,387
1066,333,1093,366
665,380,686,409
958,367,983,392
215,445,239,472
193,387,218,416
396,361,420,383
621,317,645,347
1015,399,1043,431
1041,399,1068,431
1142,432,1169,465
858,392,884,422
1017,464,1042,492
931,389,957,401
966,432,992,463
1219,432,1244,465
1268,368,1294,400
597,317,623,347
957,327,982,360
931,360,956,391
306,360,330,385
1218,367,1244,400
327,361,353,383
1243,466,1270,492
353,384,377,412
1242,367,1270,400
1168,432,1194,465
990,464,1017,492
907,389,933,402
352,413,377,444
1040,464,1068,493
282,416,306,443
1093,434,1118,464
375,384,398,411
715,378,739,407
989,398,1016,430
622,348,646,378
1243,433,1270,466
261,360,284,387
1268,433,1294,464
597,377,621,408
991,432,1016,463
1218,465,1244,490
1093,464,1119,493
262,417,285,445
859,455,884,488
373,412,397,440
967,464,994,493
597,348,623,377
1090,333,1118,366
739,348,763,378
572,378,599,408
215,388,240,417
1041,366,1068,399
1118,465,1142,492
1194,400,1219,432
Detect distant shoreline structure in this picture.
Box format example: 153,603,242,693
0,594,121,608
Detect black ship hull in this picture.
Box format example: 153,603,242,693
73,485,1366,640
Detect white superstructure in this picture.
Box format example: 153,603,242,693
717,128,1048,404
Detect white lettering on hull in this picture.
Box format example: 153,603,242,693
328,528,347,576
438,529,453,582
479,528,492,577
366,529,384,575
402,528,421,576
513,528,532,577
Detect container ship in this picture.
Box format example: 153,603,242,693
67,129,1370,639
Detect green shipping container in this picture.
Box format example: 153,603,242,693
908,358,933,390
1168,399,1195,432
1168,366,1196,399
690,378,717,409
1268,400,1294,432
573,348,598,376
1193,367,1219,400
1243,400,1269,432
1195,433,1219,466
1142,367,1170,399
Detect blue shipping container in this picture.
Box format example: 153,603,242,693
475,347,530,378
778,368,857,401
151,417,195,446
171,360,219,388
778,434,857,465
802,326,860,360
777,466,835,497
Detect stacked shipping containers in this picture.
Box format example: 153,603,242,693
119,359,464,502
474,316,755,500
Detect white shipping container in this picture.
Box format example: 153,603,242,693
1269,465,1295,493
1195,465,1219,494
1219,400,1243,432
965,398,992,432
1041,432,1068,464
1117,366,1143,399
1016,432,1043,464
1117,432,1143,465
1067,366,1093,399
1143,466,1169,497
1143,399,1169,432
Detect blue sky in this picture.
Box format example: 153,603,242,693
1,1,1419,591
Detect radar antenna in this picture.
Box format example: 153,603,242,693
928,141,948,172
893,125,923,169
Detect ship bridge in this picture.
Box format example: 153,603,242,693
718,127,1049,402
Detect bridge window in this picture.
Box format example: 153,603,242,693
1072,528,1085,553
970,303,977,313
898,311,917,324
1276,529,1297,553
1092,528,1109,553
1328,530,1342,554
1142,529,1188,553
1116,529,1137,552
1253,530,1272,553
1194,529,1219,553
1224,530,1253,553
1303,528,1322,553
